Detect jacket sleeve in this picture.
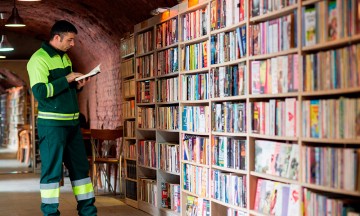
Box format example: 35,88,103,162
27,56,70,100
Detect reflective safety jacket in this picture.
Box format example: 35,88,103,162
27,42,80,126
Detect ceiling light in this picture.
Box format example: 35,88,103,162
5,0,26,27
0,56,6,59
0,35,14,51
150,7,169,16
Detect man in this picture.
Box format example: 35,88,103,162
27,20,97,216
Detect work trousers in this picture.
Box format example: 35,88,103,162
38,124,97,216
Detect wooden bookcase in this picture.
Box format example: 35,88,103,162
127,0,360,215
120,33,138,207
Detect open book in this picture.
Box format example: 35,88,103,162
75,64,101,81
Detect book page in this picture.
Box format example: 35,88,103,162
75,64,101,81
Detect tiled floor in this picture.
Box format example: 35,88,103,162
0,147,150,216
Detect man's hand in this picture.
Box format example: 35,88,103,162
77,77,90,89
66,72,83,83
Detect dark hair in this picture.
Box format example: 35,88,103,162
50,20,78,40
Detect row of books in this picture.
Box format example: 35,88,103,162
124,120,135,137
156,17,178,49
302,97,360,139
136,54,154,79
123,79,135,98
138,140,157,168
122,99,135,118
212,137,246,170
302,0,360,46
126,160,137,179
255,140,299,180
182,106,209,133
120,35,134,57
211,170,247,207
120,58,134,77
156,77,179,102
185,195,210,216
254,179,301,216
303,44,360,92
303,188,360,216
182,41,208,71
182,7,208,41
157,106,179,130
210,63,246,98
159,143,180,174
210,0,247,31
137,107,155,129
136,80,155,103
252,98,297,137
251,0,297,18
181,73,209,101
210,26,246,64
161,182,181,212
251,54,299,94
183,135,211,165
156,48,178,76
136,30,153,55
302,146,360,191
125,180,137,200
183,164,210,197
124,141,136,159
249,13,296,56
139,177,157,207
212,102,246,133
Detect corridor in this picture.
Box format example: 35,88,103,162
0,147,150,216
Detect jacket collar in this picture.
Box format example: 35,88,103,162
41,42,65,57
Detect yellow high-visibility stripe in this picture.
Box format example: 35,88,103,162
40,188,60,198
38,112,79,120
72,183,94,196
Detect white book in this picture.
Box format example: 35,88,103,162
75,64,101,81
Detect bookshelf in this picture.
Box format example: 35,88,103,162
120,33,138,207
128,0,360,215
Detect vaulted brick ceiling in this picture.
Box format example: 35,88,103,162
0,0,179,91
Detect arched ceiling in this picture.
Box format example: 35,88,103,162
0,0,179,91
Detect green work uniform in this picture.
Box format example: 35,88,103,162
27,42,97,216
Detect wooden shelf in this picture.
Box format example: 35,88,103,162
125,177,137,182
136,77,155,82
302,182,360,197
138,164,157,170
180,35,209,46
301,87,360,97
156,42,179,52
250,171,300,185
210,198,248,213
156,101,179,105
181,160,210,168
159,168,180,176
136,50,155,58
179,67,210,75
179,131,210,136
136,102,156,106
211,95,247,102
211,131,247,137
301,35,360,52
301,0,322,6
250,133,298,141
210,57,247,68
248,48,299,60
121,52,135,59
301,137,360,144
249,92,299,99
155,72,179,79
211,165,247,175
249,3,298,23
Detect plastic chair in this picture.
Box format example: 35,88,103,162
90,128,123,195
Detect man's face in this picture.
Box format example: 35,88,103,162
54,32,76,52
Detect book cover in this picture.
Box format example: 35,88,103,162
310,100,320,138
304,5,316,46
327,0,338,41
